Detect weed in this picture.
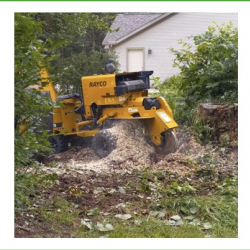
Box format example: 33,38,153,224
47,162,57,168
67,185,82,201
125,180,135,189
219,133,230,146
15,165,237,238
192,113,215,144
195,167,216,178
15,171,58,213
216,177,238,199
230,140,238,147
166,182,196,195
153,171,167,181
138,173,151,193
184,158,198,168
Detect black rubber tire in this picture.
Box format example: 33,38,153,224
34,153,45,163
155,130,178,155
70,136,93,148
49,135,68,155
92,130,117,158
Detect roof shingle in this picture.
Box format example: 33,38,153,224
103,13,166,44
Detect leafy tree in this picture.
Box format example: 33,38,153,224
58,13,117,56
29,13,115,46
29,13,118,93
53,49,119,94
15,13,57,166
154,22,238,124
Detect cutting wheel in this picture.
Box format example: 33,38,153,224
156,130,178,155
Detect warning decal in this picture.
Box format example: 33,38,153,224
128,108,138,113
158,112,172,123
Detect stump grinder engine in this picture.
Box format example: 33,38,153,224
40,60,179,158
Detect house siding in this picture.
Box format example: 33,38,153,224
112,12,238,81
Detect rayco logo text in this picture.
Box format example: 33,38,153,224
89,81,107,87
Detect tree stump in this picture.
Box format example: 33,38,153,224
199,103,238,145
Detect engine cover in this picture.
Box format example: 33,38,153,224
115,80,146,95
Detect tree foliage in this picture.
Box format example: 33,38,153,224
154,22,238,123
29,13,115,46
15,13,57,166
53,49,119,94
30,13,118,94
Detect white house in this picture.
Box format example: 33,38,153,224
102,12,238,81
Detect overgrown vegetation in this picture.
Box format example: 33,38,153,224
153,22,238,125
15,13,56,166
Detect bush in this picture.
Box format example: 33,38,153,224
15,14,57,166
15,171,58,212
154,22,238,126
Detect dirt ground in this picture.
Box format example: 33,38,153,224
15,121,238,237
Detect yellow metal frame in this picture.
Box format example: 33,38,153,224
40,71,178,146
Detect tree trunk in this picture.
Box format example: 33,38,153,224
199,103,238,144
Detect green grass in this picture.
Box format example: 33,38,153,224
76,218,204,238
27,188,237,238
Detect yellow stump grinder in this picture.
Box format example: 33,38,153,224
40,61,179,157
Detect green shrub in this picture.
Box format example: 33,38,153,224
15,171,58,212
15,14,57,166
154,22,238,126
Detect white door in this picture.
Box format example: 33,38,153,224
127,49,144,72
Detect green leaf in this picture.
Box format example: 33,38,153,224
87,208,100,216
170,215,181,221
96,222,114,232
81,219,93,230
157,211,166,219
203,222,212,229
190,207,198,214
150,211,159,217
115,214,132,220
189,219,201,226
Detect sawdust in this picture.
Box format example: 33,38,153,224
44,120,155,173
85,120,155,170
43,121,237,176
